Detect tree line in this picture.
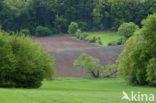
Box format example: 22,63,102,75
0,0,155,35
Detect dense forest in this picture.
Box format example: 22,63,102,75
0,0,155,35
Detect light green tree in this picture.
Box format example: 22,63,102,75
68,22,78,35
74,53,103,78
118,22,139,38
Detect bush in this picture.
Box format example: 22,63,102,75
97,40,103,45
96,37,103,45
108,37,126,46
107,41,117,46
35,26,52,36
75,30,89,41
75,29,82,38
75,31,103,45
68,22,79,35
103,64,118,78
146,58,156,86
88,36,97,43
20,29,30,36
74,53,104,78
0,31,55,88
78,22,88,31
118,22,139,38
117,14,156,86
79,33,88,41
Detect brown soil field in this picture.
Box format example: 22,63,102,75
33,36,124,77
33,36,98,51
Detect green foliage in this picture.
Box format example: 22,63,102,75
108,37,126,46
0,31,55,88
54,15,67,33
117,13,156,86
107,41,117,46
75,31,103,45
74,53,104,78
75,29,82,38
79,33,88,41
0,0,155,34
146,58,156,86
92,0,155,30
87,31,122,46
68,22,79,35
87,36,102,45
88,36,97,43
20,29,30,36
96,37,103,45
35,26,52,36
104,64,118,78
118,22,139,38
108,22,138,46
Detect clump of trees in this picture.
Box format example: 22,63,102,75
93,0,156,30
0,0,155,35
118,22,139,39
117,13,156,86
35,26,52,36
108,22,139,46
0,30,55,88
74,53,119,78
74,53,103,78
74,28,103,45
68,22,79,35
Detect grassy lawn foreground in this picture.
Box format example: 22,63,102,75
0,78,155,103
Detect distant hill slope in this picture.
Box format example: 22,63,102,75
33,36,98,51
49,46,123,77
34,36,123,77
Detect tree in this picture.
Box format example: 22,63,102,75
117,13,156,86
118,22,139,38
0,31,55,88
92,0,155,30
35,26,52,36
74,53,103,78
68,22,79,35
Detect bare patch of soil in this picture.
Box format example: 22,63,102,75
33,36,99,51
34,36,123,77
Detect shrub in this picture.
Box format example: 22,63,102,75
75,30,89,41
88,36,97,43
78,22,88,31
118,22,139,39
96,37,103,45
68,22,79,35
75,29,82,38
108,37,126,46
74,53,103,78
79,33,88,41
97,40,103,45
146,58,156,86
107,41,117,46
103,64,118,78
117,14,156,86
20,29,30,36
35,26,52,36
0,31,55,88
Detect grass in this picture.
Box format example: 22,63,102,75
0,78,155,103
86,31,122,46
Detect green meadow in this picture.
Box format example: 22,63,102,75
0,78,155,103
86,31,122,46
